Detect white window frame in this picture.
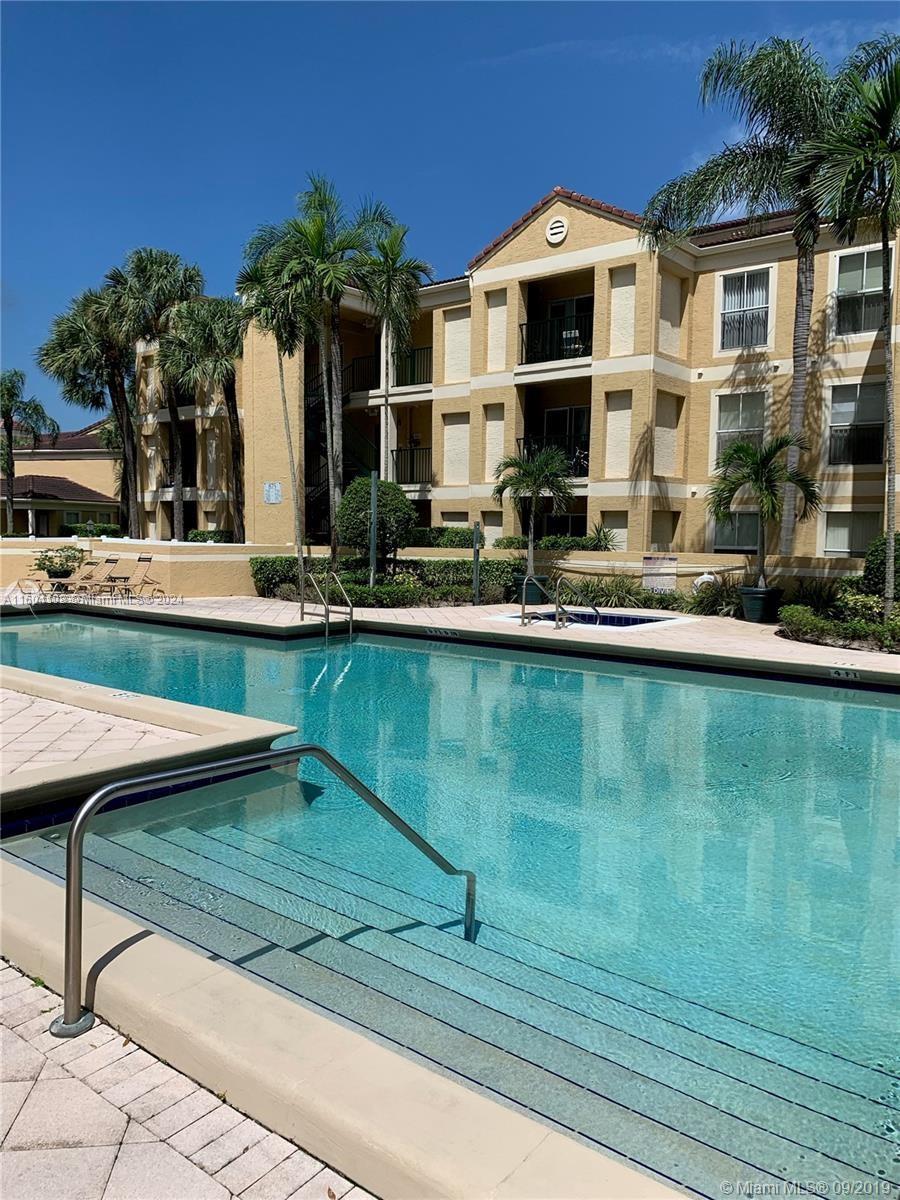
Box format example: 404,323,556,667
829,243,893,342
824,378,886,470
711,510,760,553
820,508,884,557
708,387,770,474
713,264,776,357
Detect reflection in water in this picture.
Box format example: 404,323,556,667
2,615,898,1061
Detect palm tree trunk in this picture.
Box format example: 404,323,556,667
881,210,895,621
276,348,305,594
329,300,344,562
320,318,338,563
779,241,816,555
382,324,391,480
223,377,245,543
3,414,14,535
163,382,185,541
109,373,140,539
757,515,767,589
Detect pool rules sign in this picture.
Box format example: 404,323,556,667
642,555,678,593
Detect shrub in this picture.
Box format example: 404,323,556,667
274,582,301,602
862,532,900,597
409,526,441,547
684,578,743,618
779,604,900,653
250,556,300,596
58,522,122,538
573,574,643,608
33,546,86,577
187,529,234,543
437,526,484,549
494,535,527,550
336,477,416,561
537,535,586,551
586,522,620,551
834,589,884,622
789,578,841,616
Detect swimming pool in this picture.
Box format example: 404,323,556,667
2,614,899,1196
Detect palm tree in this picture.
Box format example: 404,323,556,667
245,175,392,557
707,434,821,590
356,225,432,478
492,446,575,578
37,291,140,538
159,297,246,543
1,370,59,534
796,62,900,618
103,249,204,541
235,256,306,586
641,34,900,555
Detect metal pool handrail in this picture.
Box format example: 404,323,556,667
519,574,555,626
49,743,478,1038
303,573,330,642
326,572,354,640
554,576,605,630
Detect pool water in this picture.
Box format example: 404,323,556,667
3,615,899,1196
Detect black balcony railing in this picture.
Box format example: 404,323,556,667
836,293,882,336
516,434,589,477
305,354,379,406
392,445,433,484
715,428,764,460
158,456,171,488
829,423,884,465
720,308,768,350
394,346,433,387
519,314,593,364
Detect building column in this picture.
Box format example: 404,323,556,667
27,506,35,536
380,402,398,481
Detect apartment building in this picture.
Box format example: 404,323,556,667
136,186,898,563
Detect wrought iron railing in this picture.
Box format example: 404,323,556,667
720,308,768,350
305,354,380,405
519,314,593,364
715,428,764,460
829,423,884,465
392,446,433,484
516,434,589,477
394,346,433,387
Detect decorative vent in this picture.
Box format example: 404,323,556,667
546,216,568,245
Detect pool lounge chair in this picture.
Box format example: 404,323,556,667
91,555,164,600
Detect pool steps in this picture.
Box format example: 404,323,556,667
5,826,899,1200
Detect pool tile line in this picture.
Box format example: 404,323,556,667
0,960,375,1200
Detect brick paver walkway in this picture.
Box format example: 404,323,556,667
0,961,373,1200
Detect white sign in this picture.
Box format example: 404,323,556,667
642,555,678,593
263,482,282,505
546,216,568,245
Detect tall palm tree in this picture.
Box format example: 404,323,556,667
1,370,59,534
245,175,392,557
641,34,900,555
37,291,140,537
492,446,575,578
235,256,306,585
103,249,204,541
797,62,900,618
356,225,432,478
159,297,246,543
707,433,821,589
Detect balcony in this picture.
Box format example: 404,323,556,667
715,428,763,460
516,434,589,477
394,346,433,388
305,354,380,406
519,314,593,365
392,446,432,484
720,308,768,351
829,423,884,466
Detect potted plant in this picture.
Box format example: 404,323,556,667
33,545,86,580
707,434,821,622
492,445,575,604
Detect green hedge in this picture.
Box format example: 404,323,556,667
409,526,442,547
494,535,527,550
250,554,519,603
58,522,122,538
187,529,234,543
336,477,416,558
250,556,301,596
862,532,900,597
779,604,899,653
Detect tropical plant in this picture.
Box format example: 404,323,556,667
796,62,900,618
862,531,900,599
492,446,575,576
38,290,140,538
641,34,900,555
158,297,246,542
33,545,85,578
707,434,822,588
1,369,59,534
103,248,204,541
245,175,393,558
356,224,432,474
586,522,620,551
236,256,306,588
335,476,416,568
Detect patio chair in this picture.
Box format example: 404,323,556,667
97,554,164,600
70,556,121,596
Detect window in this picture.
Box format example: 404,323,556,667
64,511,80,526
716,392,765,460
721,270,769,350
824,511,883,557
600,511,627,549
829,383,885,465
836,249,890,335
714,512,759,552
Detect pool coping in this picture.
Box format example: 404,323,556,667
0,664,296,821
5,599,897,692
0,856,680,1200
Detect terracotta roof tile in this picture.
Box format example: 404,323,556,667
0,474,117,503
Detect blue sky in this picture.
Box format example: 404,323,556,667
2,1,898,422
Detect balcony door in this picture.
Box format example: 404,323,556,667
547,296,593,359
544,406,589,475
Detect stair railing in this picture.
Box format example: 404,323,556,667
49,744,478,1038
554,576,605,629
326,572,354,640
